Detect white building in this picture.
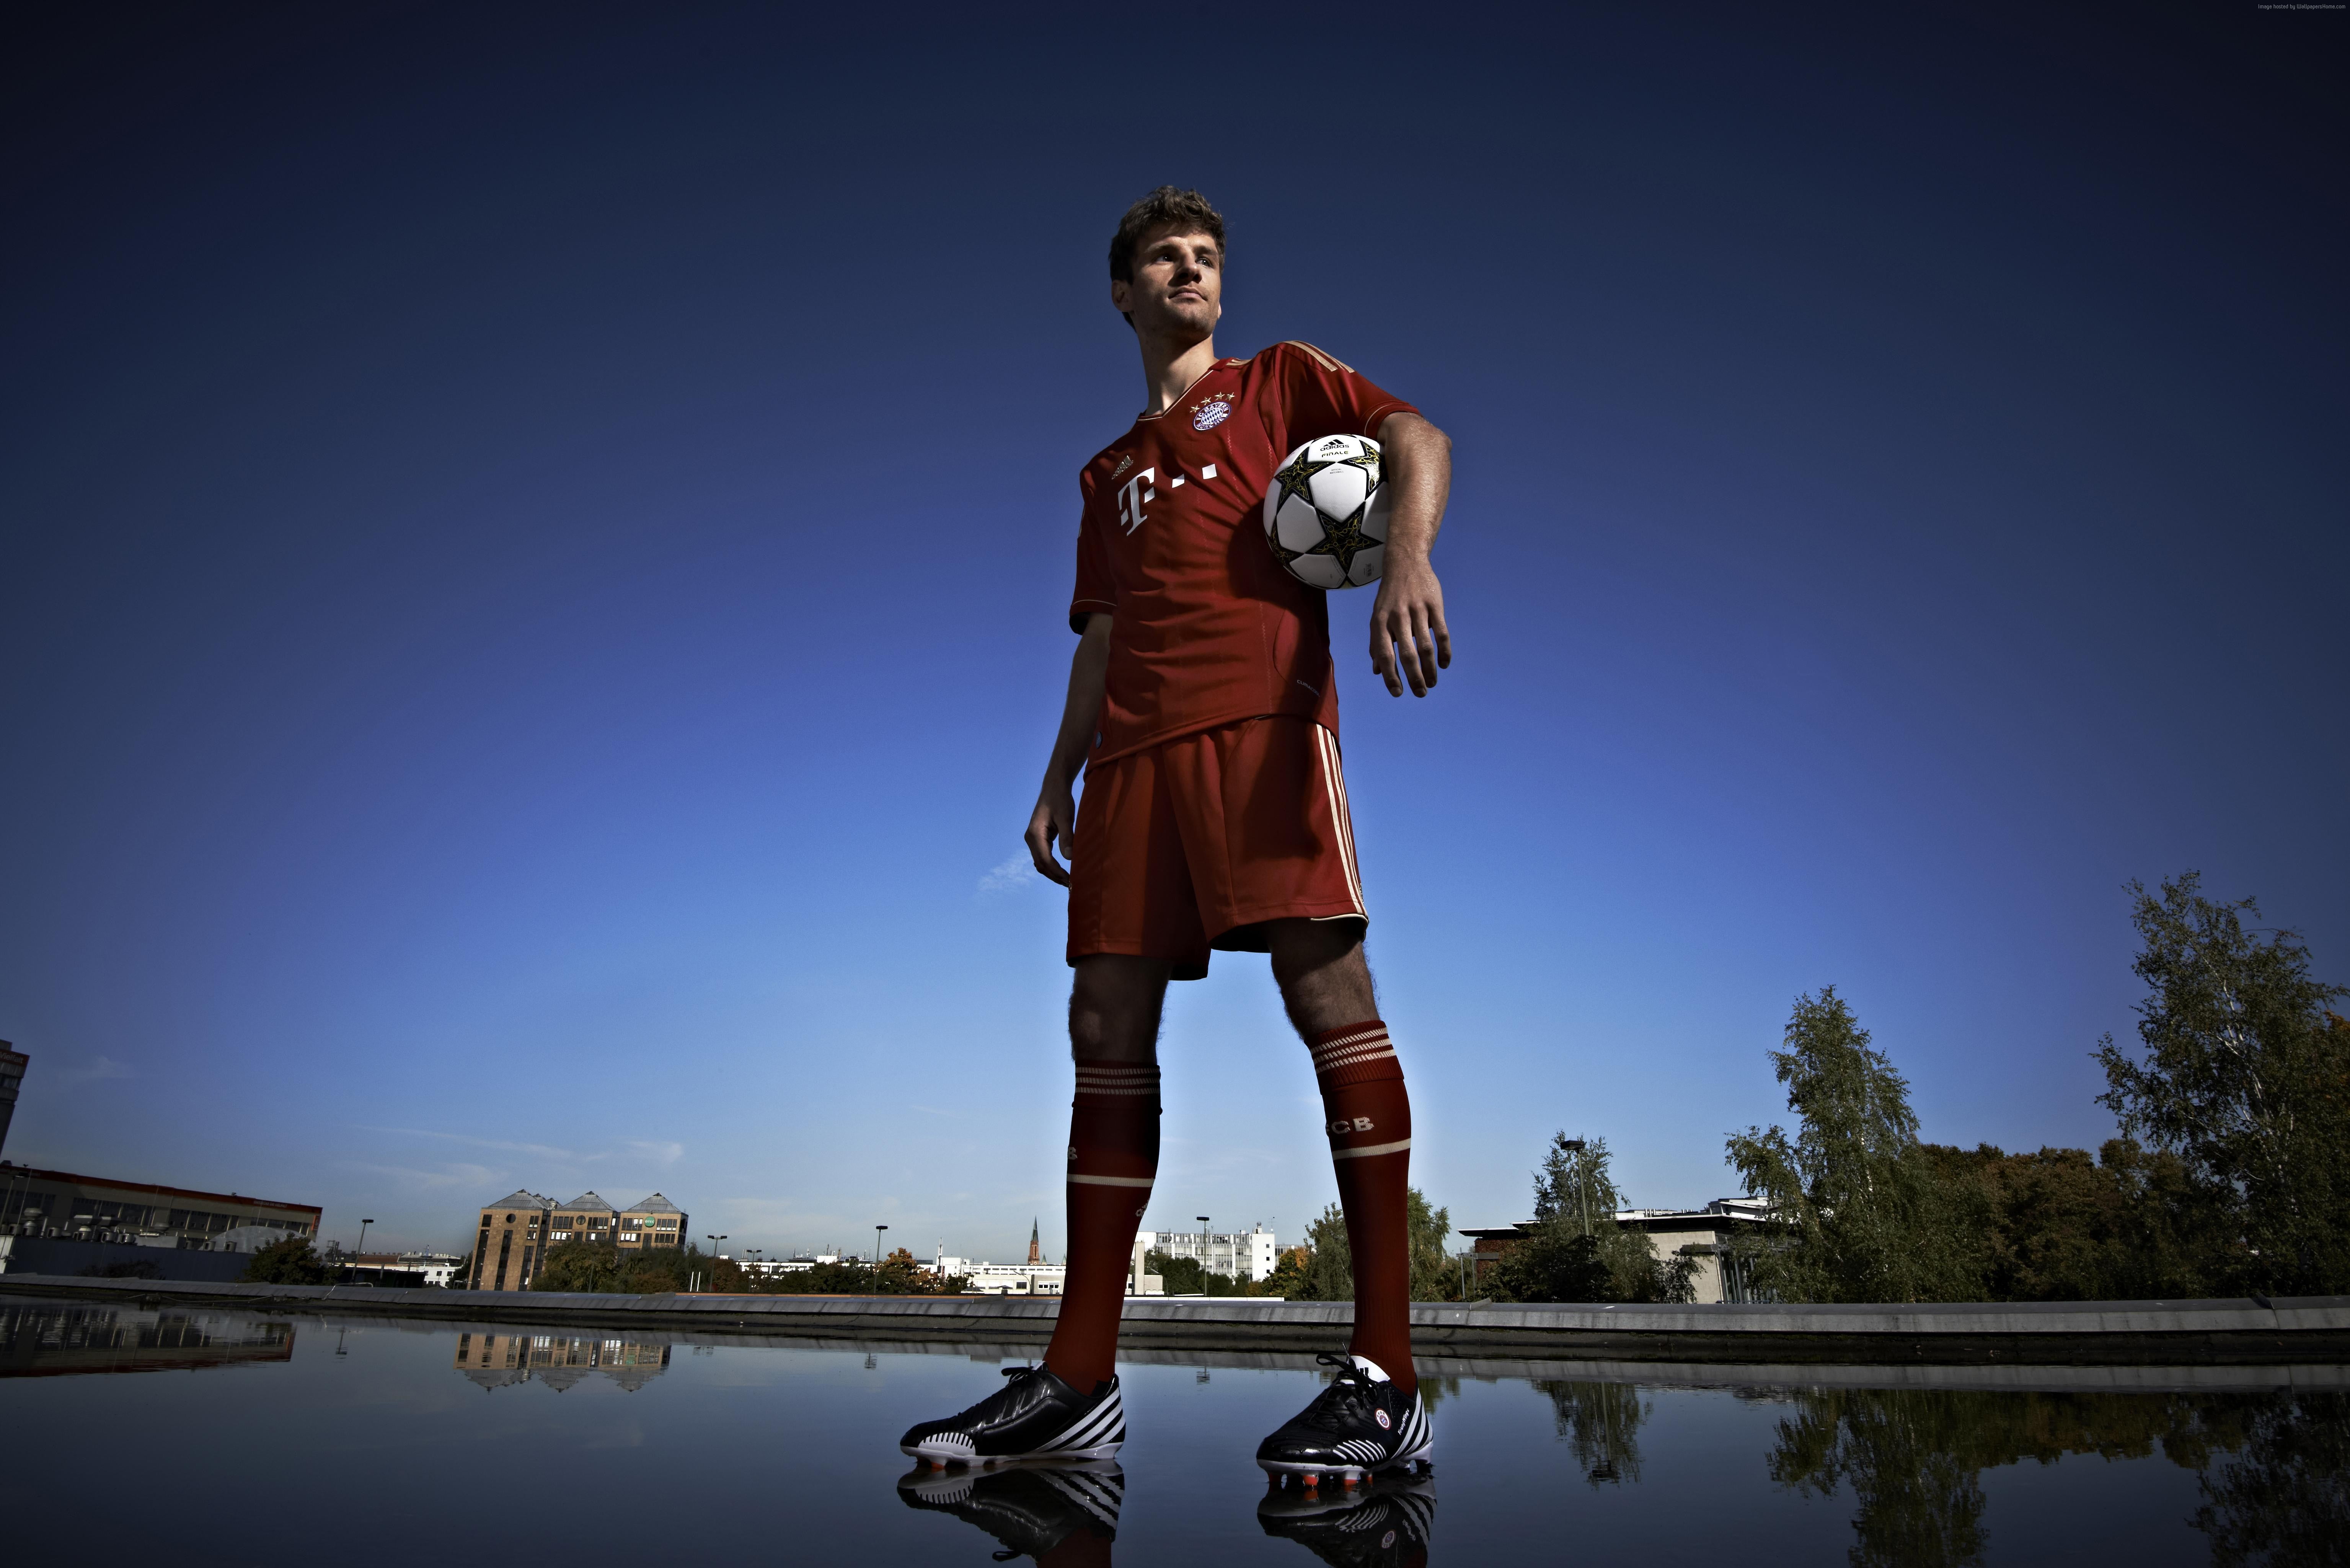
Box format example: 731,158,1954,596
1138,1224,1279,1284
398,1250,465,1287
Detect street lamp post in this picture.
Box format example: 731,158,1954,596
874,1224,889,1294
355,1218,374,1282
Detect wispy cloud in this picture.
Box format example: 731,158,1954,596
337,1160,504,1191
362,1127,579,1162
978,853,1042,893
627,1140,684,1164
55,1056,135,1085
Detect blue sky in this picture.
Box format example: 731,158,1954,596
3,6,2342,1261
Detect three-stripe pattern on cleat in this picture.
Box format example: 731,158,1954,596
1036,1464,1125,1532
1033,1378,1125,1458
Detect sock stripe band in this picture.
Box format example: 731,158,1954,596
1329,1137,1412,1161
1067,1174,1156,1188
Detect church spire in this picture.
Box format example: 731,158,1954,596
1027,1217,1041,1265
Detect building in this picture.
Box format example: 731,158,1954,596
1138,1224,1279,1284
399,1251,466,1287
469,1191,553,1291
1460,1198,1771,1304
0,1163,320,1250
468,1190,691,1291
616,1193,686,1252
0,1044,25,1160
547,1193,617,1246
453,1331,670,1392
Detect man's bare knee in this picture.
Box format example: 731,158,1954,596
1069,955,1171,1064
1266,919,1378,1037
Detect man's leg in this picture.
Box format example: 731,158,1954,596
1041,954,1171,1393
1268,918,1417,1397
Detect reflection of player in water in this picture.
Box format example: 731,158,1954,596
899,185,1454,1497
899,1452,1438,1568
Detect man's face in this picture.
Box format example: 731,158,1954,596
1112,226,1222,339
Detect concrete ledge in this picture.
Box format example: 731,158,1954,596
7,1276,2347,1363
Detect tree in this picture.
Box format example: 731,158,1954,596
241,1233,331,1285
1492,1134,1697,1303
1282,1188,1454,1301
1261,1245,1313,1298
1726,988,1980,1303
535,1240,625,1293
1406,1189,1456,1302
1923,1138,2223,1301
2095,873,2350,1294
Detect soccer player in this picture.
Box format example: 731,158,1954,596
901,187,1453,1482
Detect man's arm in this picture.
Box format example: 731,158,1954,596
1026,612,1112,885
1370,411,1453,698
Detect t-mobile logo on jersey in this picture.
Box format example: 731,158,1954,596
1117,468,1157,534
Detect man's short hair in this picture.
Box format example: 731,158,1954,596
1109,186,1226,310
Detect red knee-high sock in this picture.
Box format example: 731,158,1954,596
1042,1060,1160,1393
1310,1019,1416,1397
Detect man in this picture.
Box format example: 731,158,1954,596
902,187,1453,1482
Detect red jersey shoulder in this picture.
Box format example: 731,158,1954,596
1256,340,1358,375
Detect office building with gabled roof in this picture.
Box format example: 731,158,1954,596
548,1192,616,1247
617,1193,685,1252
468,1190,553,1291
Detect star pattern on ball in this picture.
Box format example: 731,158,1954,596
1306,499,1380,576
1272,453,1335,513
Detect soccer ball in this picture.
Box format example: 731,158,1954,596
1262,434,1389,590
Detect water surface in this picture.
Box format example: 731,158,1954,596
3,1294,2339,1565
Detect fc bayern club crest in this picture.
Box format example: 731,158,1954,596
1192,395,1232,432
1375,1409,1392,1429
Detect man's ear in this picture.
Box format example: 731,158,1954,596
1110,278,1134,316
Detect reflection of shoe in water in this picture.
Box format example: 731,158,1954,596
1260,1469,1435,1568
897,1459,1123,1560
1259,1470,1435,1568
901,1364,1126,1465
1256,1354,1432,1481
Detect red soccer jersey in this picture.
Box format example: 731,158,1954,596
1070,341,1416,765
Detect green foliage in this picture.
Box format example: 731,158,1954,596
1492,1136,1698,1304
1406,1188,1455,1302
2095,872,2350,1294
1143,1250,1241,1296
240,1233,331,1285
1922,1138,2223,1301
1279,1188,1455,1302
532,1241,747,1294
1726,988,1981,1304
1261,1244,1313,1299
752,1248,969,1295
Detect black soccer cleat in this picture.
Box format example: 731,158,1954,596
1259,1469,1436,1568
898,1458,1124,1560
900,1364,1125,1466
1255,1354,1432,1480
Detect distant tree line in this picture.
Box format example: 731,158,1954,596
1487,872,2348,1305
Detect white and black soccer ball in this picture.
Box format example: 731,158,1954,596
1262,434,1389,590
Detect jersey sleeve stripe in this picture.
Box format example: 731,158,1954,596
1280,339,1356,375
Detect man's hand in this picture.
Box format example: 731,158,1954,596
1026,612,1111,888
1369,411,1454,698
1370,556,1450,698
1026,784,1076,886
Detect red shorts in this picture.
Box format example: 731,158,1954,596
1067,716,1367,981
